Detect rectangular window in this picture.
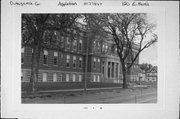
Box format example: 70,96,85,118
59,73,62,82
73,56,76,68
97,75,100,82
97,42,100,52
79,40,82,51
43,50,48,65
66,55,70,67
21,47,24,64
53,52,58,66
112,62,114,78
66,74,69,82
73,40,77,51
21,72,23,82
97,58,100,68
79,75,82,82
93,58,96,69
72,74,76,82
108,62,111,78
102,44,105,52
42,73,47,82
66,37,70,49
102,61,105,74
60,36,64,48
105,45,108,52
53,73,57,82
79,57,82,68
93,75,96,82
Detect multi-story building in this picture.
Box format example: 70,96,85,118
21,31,140,87
146,66,158,82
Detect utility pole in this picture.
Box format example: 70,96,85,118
84,16,90,93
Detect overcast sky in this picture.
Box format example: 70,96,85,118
139,42,157,66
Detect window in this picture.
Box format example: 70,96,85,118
60,36,64,48
79,57,82,68
73,40,77,51
73,56,76,68
79,40,82,51
112,62,114,78
42,73,47,82
66,37,70,49
59,73,62,82
66,74,69,82
97,75,100,82
108,62,111,78
79,75,82,82
43,50,48,65
97,42,100,52
97,58,100,68
53,73,57,82
93,58,96,69
93,75,96,82
53,52,58,65
66,55,70,67
72,74,76,82
102,61,105,74
93,41,96,52
21,47,24,64
21,72,23,81
105,45,108,52
102,44,105,52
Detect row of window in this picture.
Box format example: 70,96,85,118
93,57,100,69
66,38,83,51
107,62,119,78
21,72,82,82
92,75,100,82
53,31,83,51
22,48,83,68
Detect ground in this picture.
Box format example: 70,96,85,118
22,85,157,104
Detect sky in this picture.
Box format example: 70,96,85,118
139,42,157,66
139,13,158,66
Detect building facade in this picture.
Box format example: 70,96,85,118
21,31,140,85
146,66,158,82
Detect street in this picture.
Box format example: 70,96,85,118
22,86,157,104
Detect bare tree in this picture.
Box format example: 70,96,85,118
22,14,80,93
90,13,157,88
139,63,153,77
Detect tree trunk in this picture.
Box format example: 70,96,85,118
28,44,41,93
122,64,128,88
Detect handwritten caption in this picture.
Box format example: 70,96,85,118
10,1,40,6
9,1,149,7
122,1,149,6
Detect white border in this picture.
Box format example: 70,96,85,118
1,1,179,119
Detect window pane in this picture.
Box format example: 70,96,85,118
66,74,69,82
73,56,76,68
73,74,76,82
42,73,47,82
79,40,82,50
43,50,48,65
93,75,96,82
66,55,70,67
53,73,57,82
54,52,58,56
79,75,82,82
79,57,82,68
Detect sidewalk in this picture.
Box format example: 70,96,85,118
22,86,157,103
22,85,151,98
